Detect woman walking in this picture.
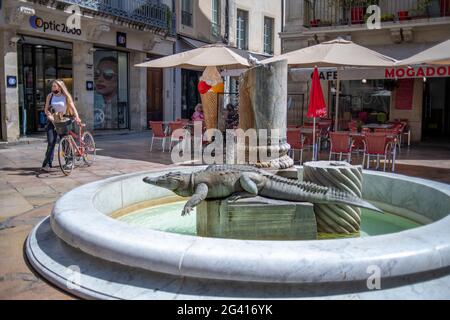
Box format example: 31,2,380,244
42,79,81,171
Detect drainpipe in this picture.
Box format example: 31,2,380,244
281,0,285,33
225,0,230,44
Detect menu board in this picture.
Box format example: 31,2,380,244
395,79,414,110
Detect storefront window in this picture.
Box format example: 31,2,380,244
17,36,73,134
94,49,129,129
334,79,391,124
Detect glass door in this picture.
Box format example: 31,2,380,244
18,39,72,134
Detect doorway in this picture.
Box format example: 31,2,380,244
181,69,201,120
147,65,163,123
422,78,450,142
17,36,72,135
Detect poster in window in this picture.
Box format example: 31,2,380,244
395,79,414,110
117,32,127,48
94,51,118,129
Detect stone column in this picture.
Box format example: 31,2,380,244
72,42,94,131
238,60,293,169
129,51,147,130
303,161,363,236
0,29,20,142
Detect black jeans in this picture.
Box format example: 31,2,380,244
42,122,60,167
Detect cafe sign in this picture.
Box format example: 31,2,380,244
290,66,450,81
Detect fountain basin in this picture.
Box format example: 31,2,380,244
26,166,450,299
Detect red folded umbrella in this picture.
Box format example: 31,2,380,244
307,67,327,118
307,66,327,161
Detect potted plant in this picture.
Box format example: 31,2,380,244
410,0,431,19
309,0,320,27
310,19,320,27
381,13,395,22
398,10,410,21
320,20,332,26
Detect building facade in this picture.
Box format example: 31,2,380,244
282,0,450,142
171,0,283,121
0,0,176,142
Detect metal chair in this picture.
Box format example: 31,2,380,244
149,121,170,152
168,121,187,151
362,133,394,172
287,128,305,164
329,132,352,162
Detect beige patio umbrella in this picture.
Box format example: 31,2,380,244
263,38,397,131
136,43,255,134
397,39,450,66
135,43,252,70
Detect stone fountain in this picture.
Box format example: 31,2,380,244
24,61,450,299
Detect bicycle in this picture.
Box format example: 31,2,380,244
54,118,96,176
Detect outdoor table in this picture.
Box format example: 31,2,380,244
362,123,395,131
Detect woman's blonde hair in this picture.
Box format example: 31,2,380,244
52,79,75,113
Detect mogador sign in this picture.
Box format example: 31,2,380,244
385,66,450,79
291,66,450,81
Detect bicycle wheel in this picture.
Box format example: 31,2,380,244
58,136,75,176
82,131,96,166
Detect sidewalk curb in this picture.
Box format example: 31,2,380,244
0,138,46,148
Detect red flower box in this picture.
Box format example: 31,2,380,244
398,11,409,21
351,7,364,24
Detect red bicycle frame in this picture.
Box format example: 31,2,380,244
66,123,87,157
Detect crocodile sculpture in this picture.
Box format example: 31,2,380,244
143,165,381,216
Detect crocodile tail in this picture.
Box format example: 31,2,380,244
324,189,383,213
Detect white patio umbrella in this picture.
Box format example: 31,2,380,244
135,43,252,70
263,38,397,131
397,38,450,66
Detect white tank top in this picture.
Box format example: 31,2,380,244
50,94,67,113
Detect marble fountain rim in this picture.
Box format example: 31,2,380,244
46,166,450,284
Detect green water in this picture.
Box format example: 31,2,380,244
117,201,421,239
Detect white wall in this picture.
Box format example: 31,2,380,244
229,0,282,55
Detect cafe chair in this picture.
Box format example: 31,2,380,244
329,132,352,163
149,121,170,152
287,128,305,164
362,133,394,172
168,121,187,152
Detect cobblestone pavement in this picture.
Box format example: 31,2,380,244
0,132,449,299
0,134,174,299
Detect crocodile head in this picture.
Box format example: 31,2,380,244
143,172,190,193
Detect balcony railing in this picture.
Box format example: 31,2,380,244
304,0,450,28
57,0,173,32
